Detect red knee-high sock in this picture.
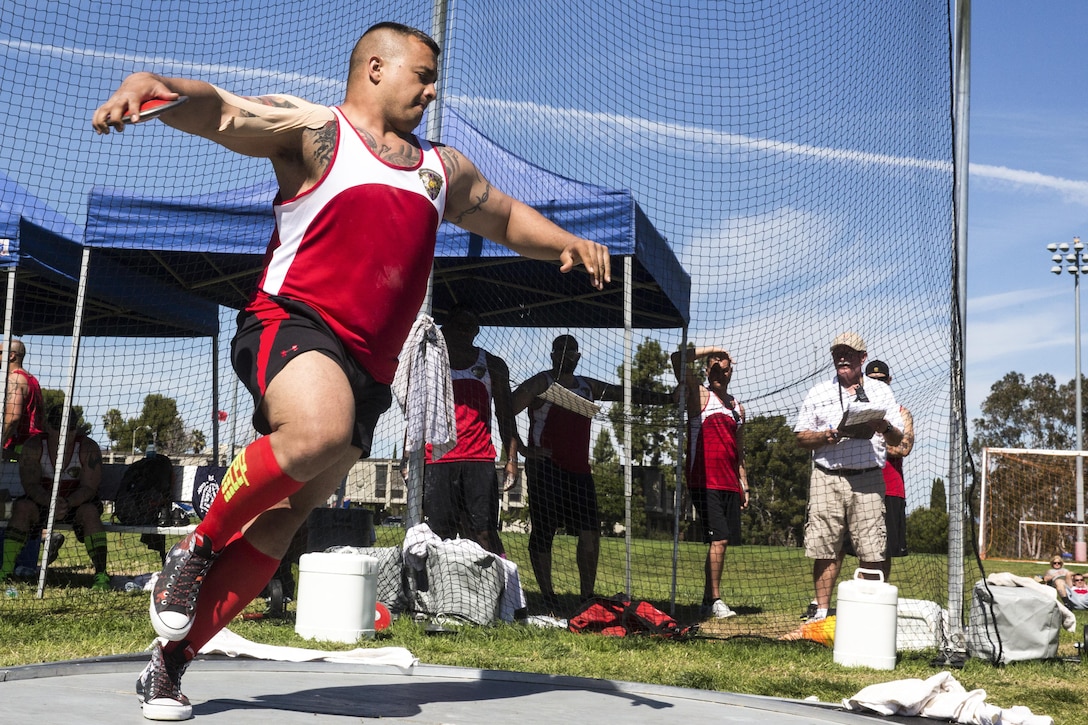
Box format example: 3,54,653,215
197,436,303,551
165,535,279,660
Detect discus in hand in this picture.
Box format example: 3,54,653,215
121,95,189,124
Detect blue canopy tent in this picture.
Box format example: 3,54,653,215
0,172,221,491
84,110,690,329
0,172,217,338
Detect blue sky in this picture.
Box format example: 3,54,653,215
0,0,1079,474
966,1,1088,427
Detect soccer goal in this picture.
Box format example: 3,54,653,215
978,447,1088,561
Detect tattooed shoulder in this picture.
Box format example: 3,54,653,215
306,121,337,167
436,145,463,176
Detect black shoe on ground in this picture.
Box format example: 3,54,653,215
800,602,817,620
47,533,65,565
150,531,216,641
137,640,192,721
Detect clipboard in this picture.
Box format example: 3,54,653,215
538,383,601,418
837,401,886,439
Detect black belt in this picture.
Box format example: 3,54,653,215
815,463,880,476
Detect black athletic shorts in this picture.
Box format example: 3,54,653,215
885,495,908,558
525,457,598,533
230,295,392,458
690,487,742,544
424,459,499,537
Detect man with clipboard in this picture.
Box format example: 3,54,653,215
793,332,904,622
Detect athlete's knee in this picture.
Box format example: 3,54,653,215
528,529,553,554
268,419,354,476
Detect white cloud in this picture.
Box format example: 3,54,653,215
970,163,1088,204
0,38,342,93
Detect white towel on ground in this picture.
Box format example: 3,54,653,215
195,628,417,669
843,671,1052,724
391,314,456,462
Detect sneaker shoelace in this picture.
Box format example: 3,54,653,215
146,649,190,701
160,541,214,612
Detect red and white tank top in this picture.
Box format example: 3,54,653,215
2,369,44,451
528,374,594,474
41,437,84,501
253,106,448,384
428,348,497,463
686,387,742,492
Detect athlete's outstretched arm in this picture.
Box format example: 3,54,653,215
92,72,331,159
438,145,611,289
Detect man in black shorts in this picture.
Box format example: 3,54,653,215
423,306,517,554
514,335,673,612
864,360,913,579
94,21,610,721
672,344,747,619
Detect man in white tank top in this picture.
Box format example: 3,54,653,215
94,22,612,721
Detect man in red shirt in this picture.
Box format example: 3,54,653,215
514,335,672,613
673,345,747,619
424,305,517,554
94,21,610,720
1,339,44,462
865,360,914,579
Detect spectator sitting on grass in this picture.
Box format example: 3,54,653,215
1039,554,1074,591
1065,573,1088,610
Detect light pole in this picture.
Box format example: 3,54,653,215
132,424,155,457
1047,236,1087,562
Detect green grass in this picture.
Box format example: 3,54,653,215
0,532,1083,725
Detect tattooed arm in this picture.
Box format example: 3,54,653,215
438,144,611,289
93,72,336,196
93,72,331,152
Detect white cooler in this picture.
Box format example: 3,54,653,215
294,551,377,644
833,568,898,670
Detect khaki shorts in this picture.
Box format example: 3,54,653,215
804,466,885,561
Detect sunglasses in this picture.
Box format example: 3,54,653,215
1075,578,1085,583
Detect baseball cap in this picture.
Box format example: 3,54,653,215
865,360,890,379
830,332,866,353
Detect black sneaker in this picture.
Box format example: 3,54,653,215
150,531,216,641
47,533,65,565
800,602,817,621
137,640,192,721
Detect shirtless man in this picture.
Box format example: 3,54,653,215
94,21,609,720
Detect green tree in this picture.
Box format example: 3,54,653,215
102,408,126,449
607,339,676,466
592,428,652,537
929,477,946,512
593,429,617,464
906,507,949,554
189,429,206,455
970,371,1082,454
741,414,810,547
40,388,89,434
100,394,188,455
